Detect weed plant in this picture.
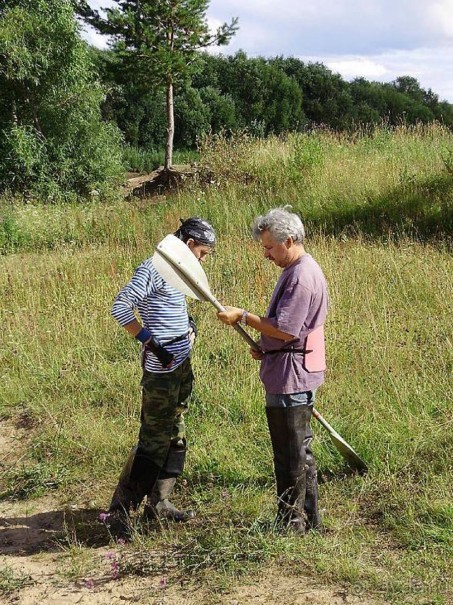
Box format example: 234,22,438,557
0,566,34,597
0,124,452,603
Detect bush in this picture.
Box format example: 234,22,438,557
0,0,124,201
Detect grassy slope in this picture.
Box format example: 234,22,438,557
1,124,452,603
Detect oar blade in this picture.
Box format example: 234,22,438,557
153,249,203,299
328,431,368,474
152,234,211,300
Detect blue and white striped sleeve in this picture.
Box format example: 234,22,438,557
111,263,154,327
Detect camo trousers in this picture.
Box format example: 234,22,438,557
138,355,194,470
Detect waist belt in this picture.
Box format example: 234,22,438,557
265,325,326,372
163,331,189,345
142,331,189,369
265,348,307,355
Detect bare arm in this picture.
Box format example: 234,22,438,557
122,319,144,338
217,306,295,341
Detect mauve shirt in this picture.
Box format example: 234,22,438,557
259,254,329,394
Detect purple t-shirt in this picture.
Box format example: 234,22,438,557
259,254,329,394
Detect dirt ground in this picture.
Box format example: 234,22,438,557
0,420,388,605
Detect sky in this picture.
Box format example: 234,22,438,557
82,1,453,102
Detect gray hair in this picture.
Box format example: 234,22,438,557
252,206,305,244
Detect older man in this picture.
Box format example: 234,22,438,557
217,207,328,534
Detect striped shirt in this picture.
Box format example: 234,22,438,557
111,257,191,373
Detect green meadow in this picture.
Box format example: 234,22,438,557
1,123,452,603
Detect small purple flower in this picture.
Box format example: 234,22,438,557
84,579,94,589
112,560,119,580
159,577,168,588
104,551,115,561
99,512,110,523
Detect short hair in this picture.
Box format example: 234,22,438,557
252,206,305,244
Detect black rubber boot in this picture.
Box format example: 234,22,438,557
304,426,322,531
266,405,313,535
107,445,162,539
143,439,195,523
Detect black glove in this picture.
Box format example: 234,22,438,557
145,335,174,368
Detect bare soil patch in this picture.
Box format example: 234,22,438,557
125,165,197,198
0,420,388,605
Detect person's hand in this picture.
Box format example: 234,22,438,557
250,347,264,360
216,306,243,325
188,316,197,346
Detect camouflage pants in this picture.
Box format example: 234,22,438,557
138,355,194,471
108,356,194,513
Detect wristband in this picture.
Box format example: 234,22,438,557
240,309,248,326
136,327,152,344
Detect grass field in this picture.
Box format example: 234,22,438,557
1,123,452,603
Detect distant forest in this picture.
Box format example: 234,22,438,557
93,49,453,151
2,0,452,200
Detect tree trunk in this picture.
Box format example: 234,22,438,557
165,76,174,171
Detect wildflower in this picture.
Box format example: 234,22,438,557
104,551,116,561
84,579,94,589
111,560,119,580
98,512,110,523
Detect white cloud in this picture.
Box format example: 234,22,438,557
82,1,453,101
326,58,388,79
80,24,109,49
302,46,453,102
430,0,453,38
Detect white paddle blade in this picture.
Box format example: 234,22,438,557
153,248,203,299
152,234,211,301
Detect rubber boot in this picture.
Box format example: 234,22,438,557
304,430,322,531
266,405,312,535
144,477,195,522
143,438,195,523
107,445,162,539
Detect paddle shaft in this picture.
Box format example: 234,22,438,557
157,245,259,350
201,292,262,351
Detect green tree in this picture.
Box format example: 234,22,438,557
82,0,237,171
393,76,425,103
203,53,305,135
90,47,167,149
198,86,237,133
0,0,123,200
174,86,211,147
272,58,354,129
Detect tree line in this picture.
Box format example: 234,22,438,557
1,0,452,201
96,49,453,153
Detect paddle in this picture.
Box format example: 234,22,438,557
153,234,367,474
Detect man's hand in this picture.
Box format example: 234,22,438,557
217,306,243,325
250,347,264,360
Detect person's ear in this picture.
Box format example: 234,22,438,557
285,237,293,248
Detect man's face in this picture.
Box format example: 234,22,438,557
187,239,213,263
260,230,290,268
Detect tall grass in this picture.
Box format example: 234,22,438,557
1,124,452,603
123,145,199,173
